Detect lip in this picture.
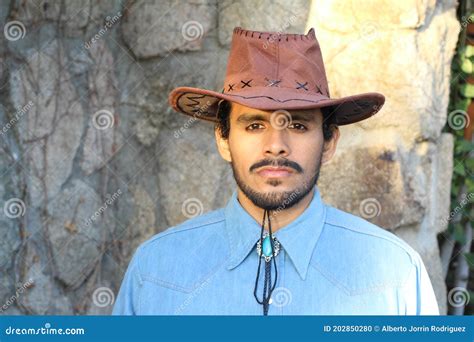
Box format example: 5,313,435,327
256,167,294,178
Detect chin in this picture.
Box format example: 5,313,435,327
256,182,295,192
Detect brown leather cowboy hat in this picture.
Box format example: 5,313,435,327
169,27,385,125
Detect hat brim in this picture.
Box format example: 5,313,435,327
168,86,385,125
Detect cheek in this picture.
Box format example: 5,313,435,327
291,135,324,168
229,139,256,168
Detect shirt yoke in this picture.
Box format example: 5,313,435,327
133,208,228,293
312,205,420,295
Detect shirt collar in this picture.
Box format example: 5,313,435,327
224,187,326,281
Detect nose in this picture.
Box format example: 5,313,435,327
263,127,290,157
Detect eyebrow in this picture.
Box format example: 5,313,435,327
236,114,266,123
236,112,316,124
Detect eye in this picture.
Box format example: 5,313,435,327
288,122,307,131
246,123,265,131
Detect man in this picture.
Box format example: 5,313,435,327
113,27,439,315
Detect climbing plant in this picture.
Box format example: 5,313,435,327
441,0,474,315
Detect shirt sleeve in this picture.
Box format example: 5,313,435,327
401,252,440,315
112,247,143,315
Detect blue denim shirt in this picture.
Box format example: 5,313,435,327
113,187,439,315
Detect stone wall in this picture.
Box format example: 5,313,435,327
0,0,458,314
312,0,460,314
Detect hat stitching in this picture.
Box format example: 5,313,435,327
234,27,316,42
295,81,308,91
218,92,326,104
265,78,281,87
315,83,323,95
240,79,253,88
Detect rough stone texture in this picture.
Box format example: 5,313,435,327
81,40,123,175
319,130,427,230
16,242,55,315
158,123,231,225
0,129,22,313
122,0,215,59
218,0,311,46
312,2,459,143
0,0,457,315
0,143,21,272
311,0,438,32
432,134,455,234
9,40,84,207
46,179,105,288
311,0,459,314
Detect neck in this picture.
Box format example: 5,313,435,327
236,187,315,232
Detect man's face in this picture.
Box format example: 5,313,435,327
215,102,339,211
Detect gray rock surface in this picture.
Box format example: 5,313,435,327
0,0,457,315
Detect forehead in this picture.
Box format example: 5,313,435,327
230,102,321,122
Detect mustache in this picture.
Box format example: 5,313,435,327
249,158,303,173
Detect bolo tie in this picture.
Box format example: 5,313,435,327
253,209,280,315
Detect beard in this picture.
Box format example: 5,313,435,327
230,150,323,211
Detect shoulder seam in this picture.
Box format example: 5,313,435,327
141,214,225,248
134,212,225,282
324,218,416,264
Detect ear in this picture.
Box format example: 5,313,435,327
214,127,232,162
321,125,340,165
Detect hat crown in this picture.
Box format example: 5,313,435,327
169,26,385,126
222,27,330,97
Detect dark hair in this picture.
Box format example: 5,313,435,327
215,100,337,141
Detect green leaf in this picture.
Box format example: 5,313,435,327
467,179,474,194
456,140,474,153
461,58,473,74
454,223,466,244
464,253,474,268
454,164,466,176
465,45,474,58
452,183,460,195
466,158,474,172
454,98,470,113
461,83,474,98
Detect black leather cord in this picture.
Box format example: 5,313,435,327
253,209,278,315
